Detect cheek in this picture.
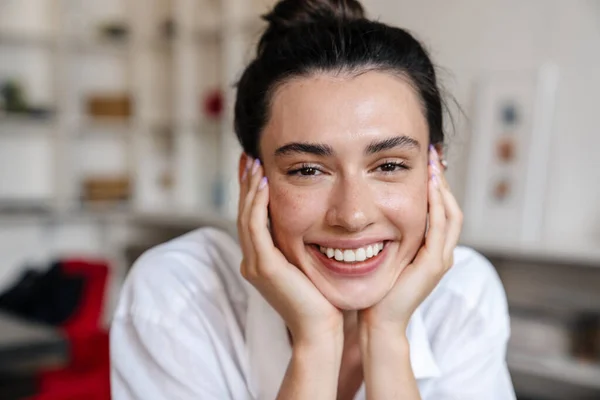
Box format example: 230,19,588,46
378,180,428,232
268,183,325,246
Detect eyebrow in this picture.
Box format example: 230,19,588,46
365,135,421,155
274,135,421,158
274,142,334,157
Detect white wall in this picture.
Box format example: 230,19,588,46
368,0,600,246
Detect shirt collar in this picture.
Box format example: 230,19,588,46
245,286,440,399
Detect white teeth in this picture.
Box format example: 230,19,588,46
343,250,356,262
318,242,385,263
356,247,366,261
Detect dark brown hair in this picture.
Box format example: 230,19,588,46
234,0,446,157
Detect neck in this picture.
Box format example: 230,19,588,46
343,310,359,336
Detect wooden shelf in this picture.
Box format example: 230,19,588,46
77,116,133,133
0,199,56,214
0,33,174,53
131,210,237,237
66,37,130,54
0,207,237,231
72,202,132,218
74,117,214,133
0,114,56,128
0,32,57,48
0,208,130,225
66,36,176,54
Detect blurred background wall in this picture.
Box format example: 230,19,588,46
0,0,599,399
372,0,600,247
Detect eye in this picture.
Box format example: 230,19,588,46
375,162,409,173
287,165,323,177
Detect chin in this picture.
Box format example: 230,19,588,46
300,241,402,311
325,287,389,311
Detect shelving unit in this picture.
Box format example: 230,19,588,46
0,0,274,301
0,0,272,222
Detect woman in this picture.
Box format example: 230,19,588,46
110,0,516,399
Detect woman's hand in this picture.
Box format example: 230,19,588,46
357,146,463,400
359,145,463,333
239,155,344,399
237,156,344,346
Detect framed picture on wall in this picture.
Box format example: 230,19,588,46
462,64,559,246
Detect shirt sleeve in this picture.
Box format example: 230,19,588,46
109,245,251,400
110,315,232,400
422,255,516,400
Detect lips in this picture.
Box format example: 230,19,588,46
308,242,389,277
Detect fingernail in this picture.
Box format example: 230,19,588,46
251,159,261,175
258,176,268,190
432,174,440,187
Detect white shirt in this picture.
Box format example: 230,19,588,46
110,227,516,400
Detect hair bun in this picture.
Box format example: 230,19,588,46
261,0,365,41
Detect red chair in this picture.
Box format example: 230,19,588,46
29,258,111,400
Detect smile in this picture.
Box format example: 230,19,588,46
318,242,385,263
309,241,389,277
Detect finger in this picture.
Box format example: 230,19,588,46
243,158,264,217
429,146,449,190
248,174,277,264
424,153,447,258
237,155,254,217
439,183,463,268
237,155,253,247
430,147,462,268
240,158,263,240
238,159,263,263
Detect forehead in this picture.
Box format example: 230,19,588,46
261,71,428,152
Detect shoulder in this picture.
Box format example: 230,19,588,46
438,246,507,313
422,246,510,336
113,227,247,323
417,248,516,397
110,228,252,399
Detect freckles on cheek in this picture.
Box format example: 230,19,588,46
269,185,317,233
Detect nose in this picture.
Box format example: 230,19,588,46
325,175,375,233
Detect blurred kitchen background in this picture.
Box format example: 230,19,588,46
0,0,598,399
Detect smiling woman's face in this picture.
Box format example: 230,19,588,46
258,70,430,310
